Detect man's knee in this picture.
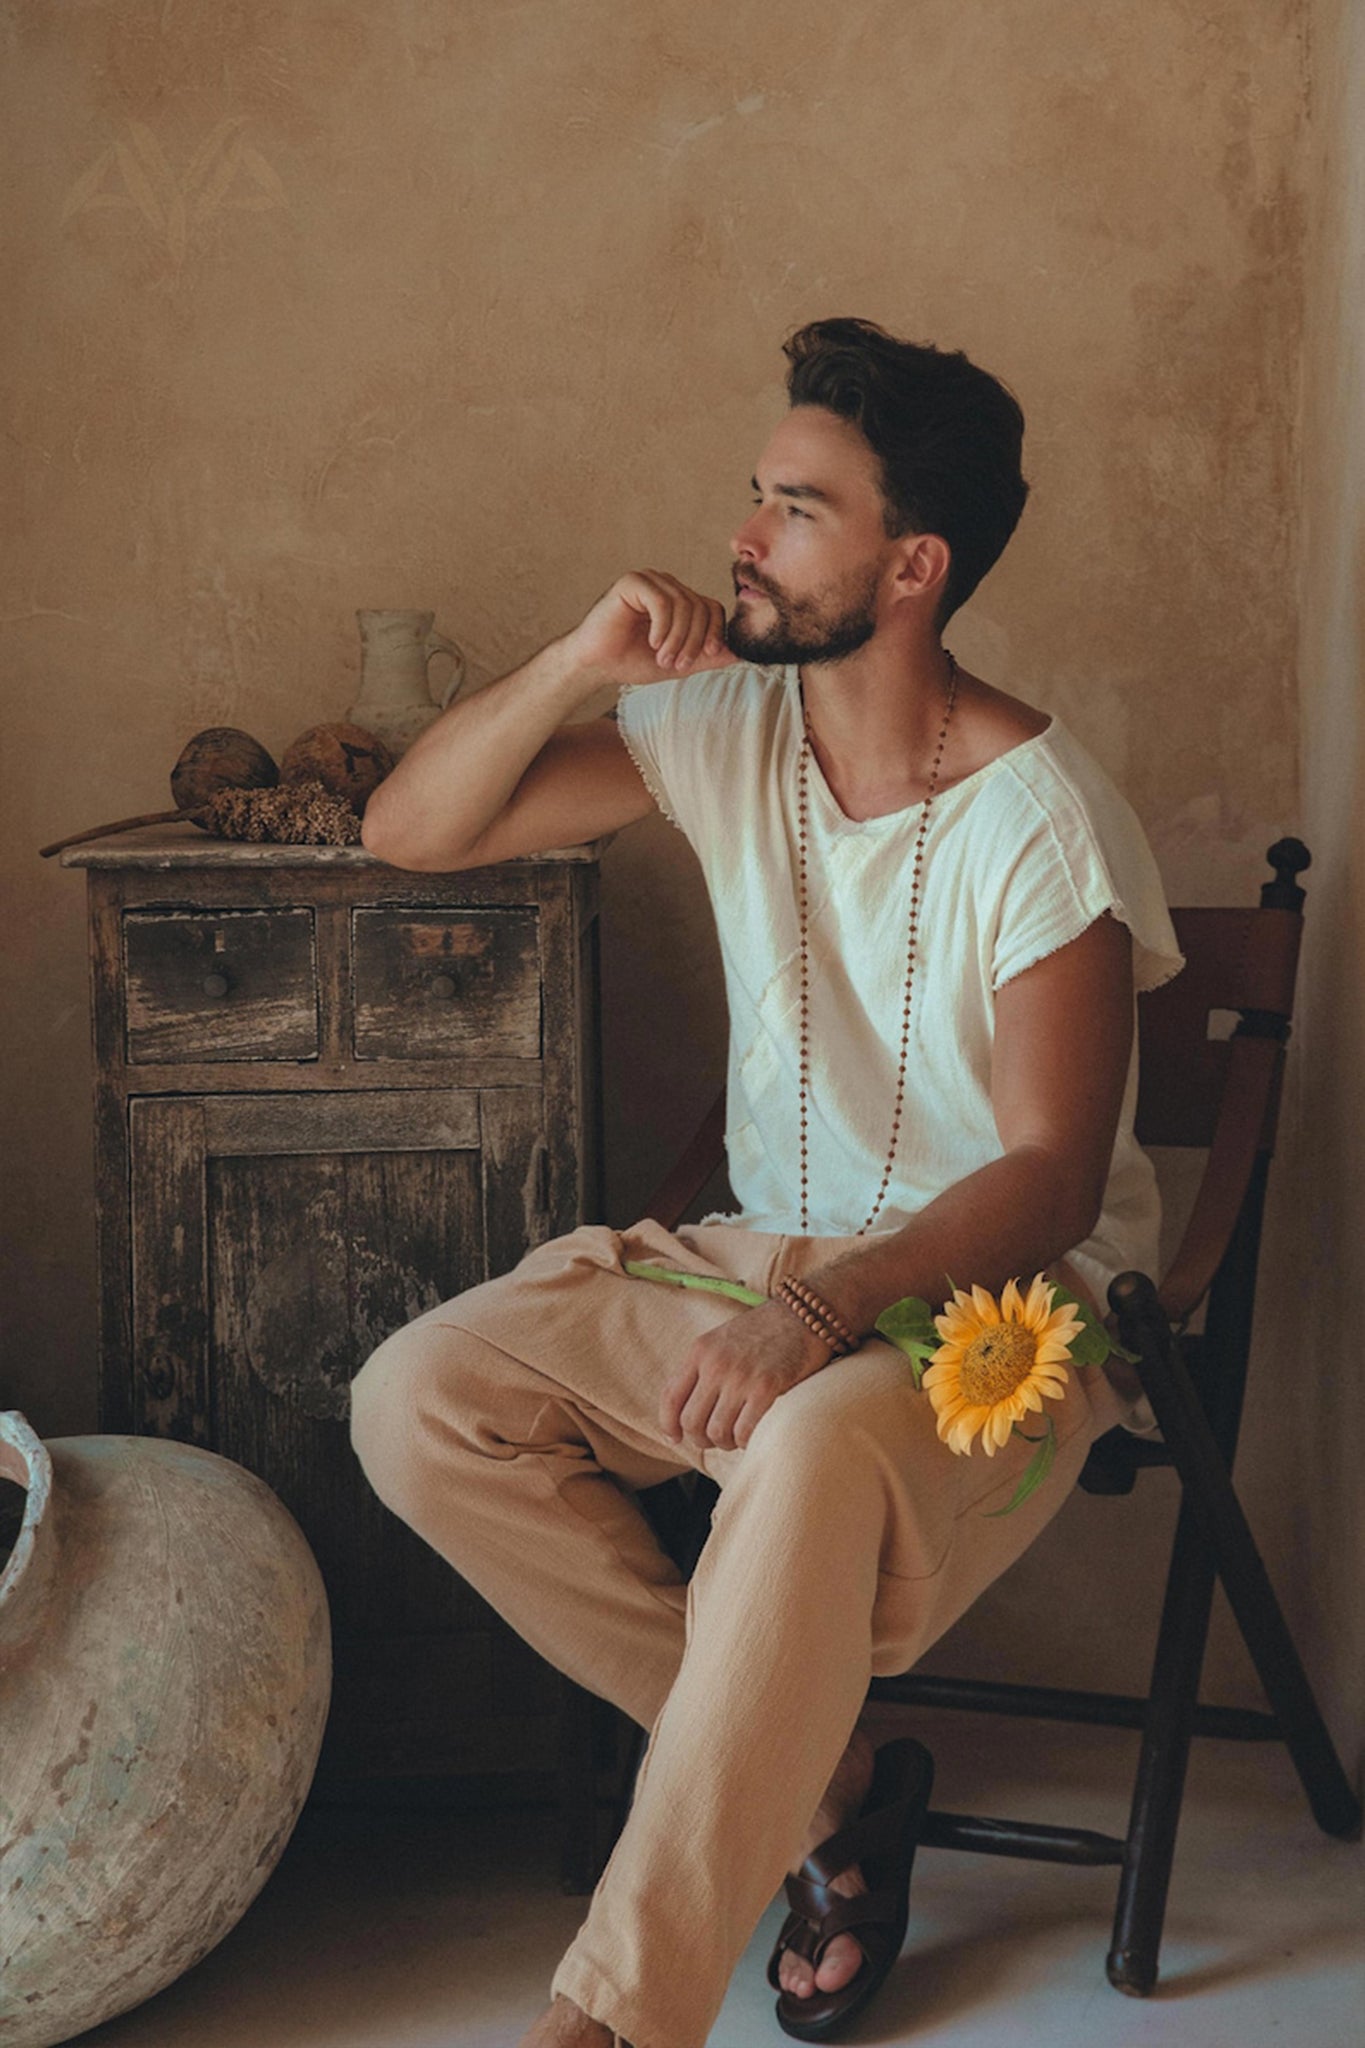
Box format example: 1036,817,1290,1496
349,1317,472,1518
745,1349,919,1474
724,1355,955,1576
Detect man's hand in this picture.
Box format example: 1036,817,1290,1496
561,570,729,689
660,1299,836,1452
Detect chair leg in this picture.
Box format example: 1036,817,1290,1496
1107,1492,1219,1995
1112,1273,1362,1843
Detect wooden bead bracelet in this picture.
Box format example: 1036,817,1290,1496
774,1276,859,1358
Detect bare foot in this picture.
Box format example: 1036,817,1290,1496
777,1723,876,2003
518,1992,620,2046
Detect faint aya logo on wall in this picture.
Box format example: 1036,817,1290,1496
63,116,286,265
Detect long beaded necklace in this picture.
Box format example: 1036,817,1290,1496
796,651,959,1235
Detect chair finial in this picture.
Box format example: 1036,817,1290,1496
1263,838,1310,911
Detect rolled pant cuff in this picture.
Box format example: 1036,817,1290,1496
550,1952,695,2048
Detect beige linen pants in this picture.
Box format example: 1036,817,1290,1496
349,1215,1126,2048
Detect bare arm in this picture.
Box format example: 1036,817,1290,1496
660,912,1136,1449
800,910,1135,1331
361,570,729,872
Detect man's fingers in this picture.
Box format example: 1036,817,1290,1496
631,576,676,654
659,1366,694,1442
576,572,727,684
656,595,702,667
732,1394,775,1450
677,1379,719,1446
631,571,722,669
674,601,719,672
706,1388,747,1449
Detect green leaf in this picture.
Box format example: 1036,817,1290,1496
621,1260,767,1307
873,1295,941,1388
983,1415,1057,1517
1047,1288,1137,1368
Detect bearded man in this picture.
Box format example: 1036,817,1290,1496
351,316,1181,2048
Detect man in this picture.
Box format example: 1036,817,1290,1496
351,317,1182,2048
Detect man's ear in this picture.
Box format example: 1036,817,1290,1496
890,532,951,613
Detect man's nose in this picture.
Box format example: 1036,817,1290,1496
729,510,764,563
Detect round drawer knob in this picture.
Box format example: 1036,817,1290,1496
429,972,458,1001
145,1352,177,1401
202,969,232,998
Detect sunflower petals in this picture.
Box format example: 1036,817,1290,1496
970,1283,1001,1324
1023,1273,1055,1324
905,1275,1078,1491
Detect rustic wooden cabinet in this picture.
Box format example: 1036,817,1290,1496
62,825,606,1807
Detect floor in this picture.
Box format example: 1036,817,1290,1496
79,1711,1363,2048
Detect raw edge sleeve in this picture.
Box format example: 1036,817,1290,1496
613,680,689,837
990,807,1185,998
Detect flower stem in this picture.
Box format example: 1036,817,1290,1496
622,1260,768,1307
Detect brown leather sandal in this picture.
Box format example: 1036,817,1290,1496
767,1736,934,2042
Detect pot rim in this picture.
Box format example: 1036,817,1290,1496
0,1411,53,1619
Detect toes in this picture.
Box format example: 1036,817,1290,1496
779,1934,863,2001
779,1954,815,1998
815,1932,865,1993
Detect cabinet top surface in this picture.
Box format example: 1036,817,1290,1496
59,824,611,870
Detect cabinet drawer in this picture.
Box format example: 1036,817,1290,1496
352,908,541,1060
124,909,318,1063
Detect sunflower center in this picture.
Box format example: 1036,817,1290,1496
958,1322,1038,1405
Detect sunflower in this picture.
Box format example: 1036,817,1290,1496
921,1275,1084,1457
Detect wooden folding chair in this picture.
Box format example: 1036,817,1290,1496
561,836,1361,1994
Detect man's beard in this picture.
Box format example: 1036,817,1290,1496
724,564,881,666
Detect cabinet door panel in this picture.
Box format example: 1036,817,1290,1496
129,1088,547,1645
129,1097,209,1440
209,1144,486,1640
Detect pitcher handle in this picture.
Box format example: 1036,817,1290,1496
425,629,466,710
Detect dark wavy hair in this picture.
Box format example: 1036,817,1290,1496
782,316,1029,624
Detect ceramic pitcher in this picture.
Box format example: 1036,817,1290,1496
347,608,467,758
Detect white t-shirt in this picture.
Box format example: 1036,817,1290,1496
615,661,1185,1306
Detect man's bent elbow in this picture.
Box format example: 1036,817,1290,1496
360,798,409,864
1018,1143,1106,1260
1063,1172,1108,1254
359,807,415,868
360,806,467,872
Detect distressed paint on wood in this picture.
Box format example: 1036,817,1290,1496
61,824,611,868
202,1088,481,1155
124,907,318,1063
351,907,542,1060
79,838,603,1798
481,1087,552,1264
129,1098,210,1444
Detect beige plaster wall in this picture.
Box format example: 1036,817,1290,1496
3,3,1328,1712
1263,0,1365,1769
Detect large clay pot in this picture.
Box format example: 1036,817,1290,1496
0,1414,331,2048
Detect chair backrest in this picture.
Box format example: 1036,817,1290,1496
1143,839,1308,1320
643,839,1311,1328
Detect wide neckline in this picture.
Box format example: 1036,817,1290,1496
783,665,1059,830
